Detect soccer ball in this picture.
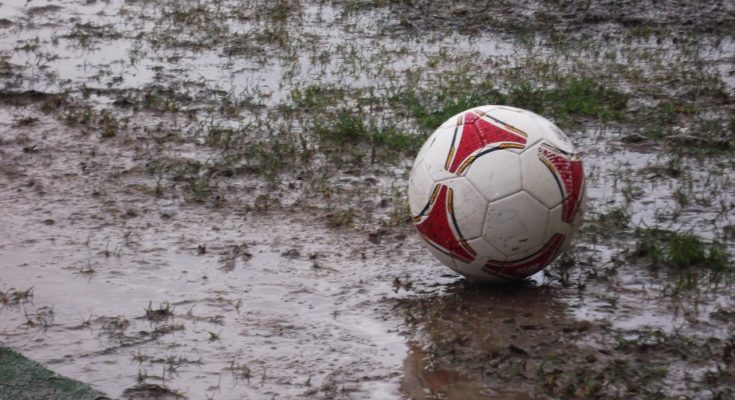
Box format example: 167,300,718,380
408,105,586,282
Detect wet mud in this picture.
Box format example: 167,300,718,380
1,0,734,399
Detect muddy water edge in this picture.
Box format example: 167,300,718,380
1,0,734,399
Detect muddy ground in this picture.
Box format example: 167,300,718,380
0,0,734,399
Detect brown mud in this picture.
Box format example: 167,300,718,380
1,0,734,399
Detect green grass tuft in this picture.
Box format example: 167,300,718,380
634,228,731,271
398,76,628,132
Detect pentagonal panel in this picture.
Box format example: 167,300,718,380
465,150,522,202
483,106,544,151
407,160,435,217
532,113,576,154
423,124,461,182
483,191,549,258
443,178,488,240
453,237,506,282
520,141,564,209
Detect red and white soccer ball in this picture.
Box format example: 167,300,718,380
408,105,586,282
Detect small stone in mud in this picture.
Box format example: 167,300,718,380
368,232,381,244
26,5,63,16
723,224,735,240
507,344,528,355
14,116,37,126
368,229,387,244
669,133,699,145
622,133,649,143
122,383,183,399
281,248,300,259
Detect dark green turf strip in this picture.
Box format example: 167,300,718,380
0,347,106,400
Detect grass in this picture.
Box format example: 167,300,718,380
586,206,631,237
0,347,105,400
311,109,421,164
0,287,34,307
397,75,628,132
633,228,731,271
145,301,175,322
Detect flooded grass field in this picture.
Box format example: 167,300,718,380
0,0,734,399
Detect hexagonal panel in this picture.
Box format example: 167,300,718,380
484,106,544,151
465,150,522,202
520,142,564,209
443,178,488,240
423,124,460,182
483,191,549,258
407,160,434,217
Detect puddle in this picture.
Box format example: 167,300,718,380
0,114,415,399
0,204,413,398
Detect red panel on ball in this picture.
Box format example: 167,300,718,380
446,111,528,174
415,185,476,264
483,233,565,280
538,144,584,223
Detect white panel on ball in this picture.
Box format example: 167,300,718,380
520,141,564,209
532,114,576,154
485,106,545,151
442,178,488,240
483,191,549,259
422,124,461,182
465,150,523,202
454,237,506,281
407,160,435,216
423,242,458,272
545,203,572,242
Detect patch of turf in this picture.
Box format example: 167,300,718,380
0,347,105,400
398,76,628,132
633,228,731,271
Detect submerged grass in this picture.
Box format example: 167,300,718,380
634,228,731,271
397,76,628,132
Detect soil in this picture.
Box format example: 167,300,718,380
0,0,733,399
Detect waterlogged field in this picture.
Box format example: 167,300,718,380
0,0,733,399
